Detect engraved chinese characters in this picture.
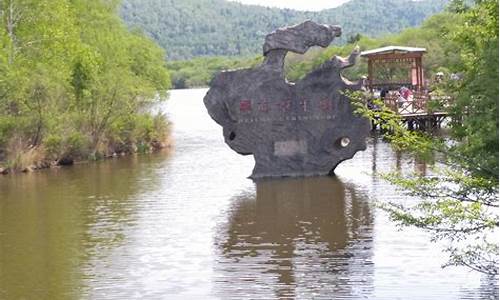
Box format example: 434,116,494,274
204,21,370,178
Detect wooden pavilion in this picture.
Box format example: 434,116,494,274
360,46,449,130
361,46,426,91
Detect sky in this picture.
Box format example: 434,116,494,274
227,0,351,11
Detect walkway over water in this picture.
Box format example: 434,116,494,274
381,90,450,130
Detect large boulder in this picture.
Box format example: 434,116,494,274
204,21,370,179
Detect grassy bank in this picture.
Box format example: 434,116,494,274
0,0,171,174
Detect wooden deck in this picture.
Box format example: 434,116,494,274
374,91,451,130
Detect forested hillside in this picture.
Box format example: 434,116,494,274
164,10,463,89
121,0,449,60
0,0,170,173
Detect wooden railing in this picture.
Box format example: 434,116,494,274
382,91,449,116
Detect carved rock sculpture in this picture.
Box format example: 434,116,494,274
204,20,370,179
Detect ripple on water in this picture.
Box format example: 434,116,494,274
0,88,497,300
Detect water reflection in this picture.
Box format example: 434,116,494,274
369,135,429,176
460,276,499,300
0,154,168,299
0,89,497,299
214,177,374,299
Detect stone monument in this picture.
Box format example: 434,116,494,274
204,20,370,179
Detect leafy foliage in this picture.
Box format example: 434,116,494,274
347,0,499,274
0,0,171,171
350,89,498,275
446,0,499,179
120,0,450,60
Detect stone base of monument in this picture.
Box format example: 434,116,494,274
250,127,369,179
204,21,370,179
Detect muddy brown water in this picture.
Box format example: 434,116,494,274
0,88,497,299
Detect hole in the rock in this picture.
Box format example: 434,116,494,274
229,131,236,141
337,136,350,148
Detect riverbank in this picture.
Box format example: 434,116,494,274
0,123,173,175
0,140,173,175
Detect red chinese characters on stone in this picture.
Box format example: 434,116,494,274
276,100,292,112
299,99,309,112
257,100,270,113
319,99,333,111
239,100,252,112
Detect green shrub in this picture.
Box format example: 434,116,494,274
66,132,89,158
44,134,64,159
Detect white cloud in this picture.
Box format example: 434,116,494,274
227,0,351,11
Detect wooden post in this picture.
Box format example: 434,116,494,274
415,58,420,89
368,59,373,92
417,56,424,91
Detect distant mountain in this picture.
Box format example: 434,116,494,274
121,0,449,60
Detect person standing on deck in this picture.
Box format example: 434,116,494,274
398,86,414,113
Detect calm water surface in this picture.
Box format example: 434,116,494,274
0,88,498,299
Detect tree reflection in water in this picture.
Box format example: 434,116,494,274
214,176,374,299
0,154,165,300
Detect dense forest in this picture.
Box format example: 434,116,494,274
121,0,449,60
163,7,464,89
0,0,170,173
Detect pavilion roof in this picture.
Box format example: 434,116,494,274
360,46,427,57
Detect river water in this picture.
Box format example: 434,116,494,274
0,88,497,299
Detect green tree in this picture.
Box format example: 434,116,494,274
447,0,498,179
346,1,499,275
0,0,171,171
